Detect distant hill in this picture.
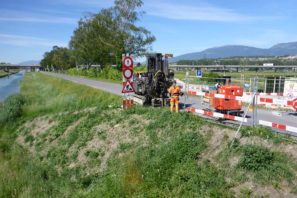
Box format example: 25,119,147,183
18,60,40,65
170,42,297,63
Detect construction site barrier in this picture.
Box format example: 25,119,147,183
186,107,247,123
259,120,297,134
187,90,297,110
123,99,134,109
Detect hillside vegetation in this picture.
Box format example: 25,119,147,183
1,73,297,197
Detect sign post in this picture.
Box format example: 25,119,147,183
122,55,135,108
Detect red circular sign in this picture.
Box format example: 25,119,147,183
123,57,133,68
293,98,297,111
123,69,133,79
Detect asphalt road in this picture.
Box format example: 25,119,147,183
43,72,297,129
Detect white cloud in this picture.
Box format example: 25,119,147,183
145,1,268,22
0,34,67,47
0,9,77,24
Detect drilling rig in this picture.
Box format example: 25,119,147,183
133,53,175,106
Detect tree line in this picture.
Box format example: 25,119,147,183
40,0,155,70
177,57,297,66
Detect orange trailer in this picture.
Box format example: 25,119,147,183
211,84,244,116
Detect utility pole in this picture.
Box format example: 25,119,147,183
252,77,258,127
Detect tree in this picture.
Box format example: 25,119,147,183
69,0,155,68
40,46,75,70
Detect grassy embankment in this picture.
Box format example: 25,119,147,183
1,72,297,197
0,69,20,78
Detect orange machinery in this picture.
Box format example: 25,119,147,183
211,84,244,115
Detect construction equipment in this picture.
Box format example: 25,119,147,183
133,53,175,106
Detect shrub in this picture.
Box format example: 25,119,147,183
67,67,121,81
0,94,25,123
238,145,274,171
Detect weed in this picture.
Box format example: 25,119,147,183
238,145,295,184
238,145,274,171
85,150,99,159
0,94,25,123
24,134,34,143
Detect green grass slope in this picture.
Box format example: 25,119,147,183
1,73,297,197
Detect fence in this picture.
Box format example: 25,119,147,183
179,74,297,136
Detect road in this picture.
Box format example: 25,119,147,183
43,72,297,129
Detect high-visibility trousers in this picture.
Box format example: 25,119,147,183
170,96,179,112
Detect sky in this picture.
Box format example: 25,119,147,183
0,0,297,64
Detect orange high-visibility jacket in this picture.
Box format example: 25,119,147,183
168,86,181,97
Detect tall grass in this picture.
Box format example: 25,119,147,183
21,73,121,116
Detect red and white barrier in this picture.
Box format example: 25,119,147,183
188,91,245,101
245,92,284,96
187,107,247,122
259,120,297,134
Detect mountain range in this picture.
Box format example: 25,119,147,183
170,41,297,63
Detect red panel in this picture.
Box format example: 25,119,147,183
266,98,273,103
223,114,235,120
204,111,213,117
277,124,286,131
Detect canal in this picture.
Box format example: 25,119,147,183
0,71,25,101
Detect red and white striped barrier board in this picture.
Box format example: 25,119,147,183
187,107,247,122
188,91,245,101
245,92,284,96
259,97,297,110
259,120,297,134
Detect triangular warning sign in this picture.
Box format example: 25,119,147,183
122,80,135,93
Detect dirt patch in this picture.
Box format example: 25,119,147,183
72,107,97,115
229,155,240,168
23,116,57,137
73,115,150,173
200,126,234,162
280,144,297,161
16,116,57,154
240,136,273,148
230,181,292,198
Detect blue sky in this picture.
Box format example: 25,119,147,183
0,0,297,63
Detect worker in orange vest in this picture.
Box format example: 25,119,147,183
168,80,183,112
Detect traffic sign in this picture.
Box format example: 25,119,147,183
123,69,133,79
196,69,202,78
122,80,135,93
123,57,133,68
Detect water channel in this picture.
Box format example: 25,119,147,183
0,71,25,102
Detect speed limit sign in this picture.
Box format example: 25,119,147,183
123,69,133,79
